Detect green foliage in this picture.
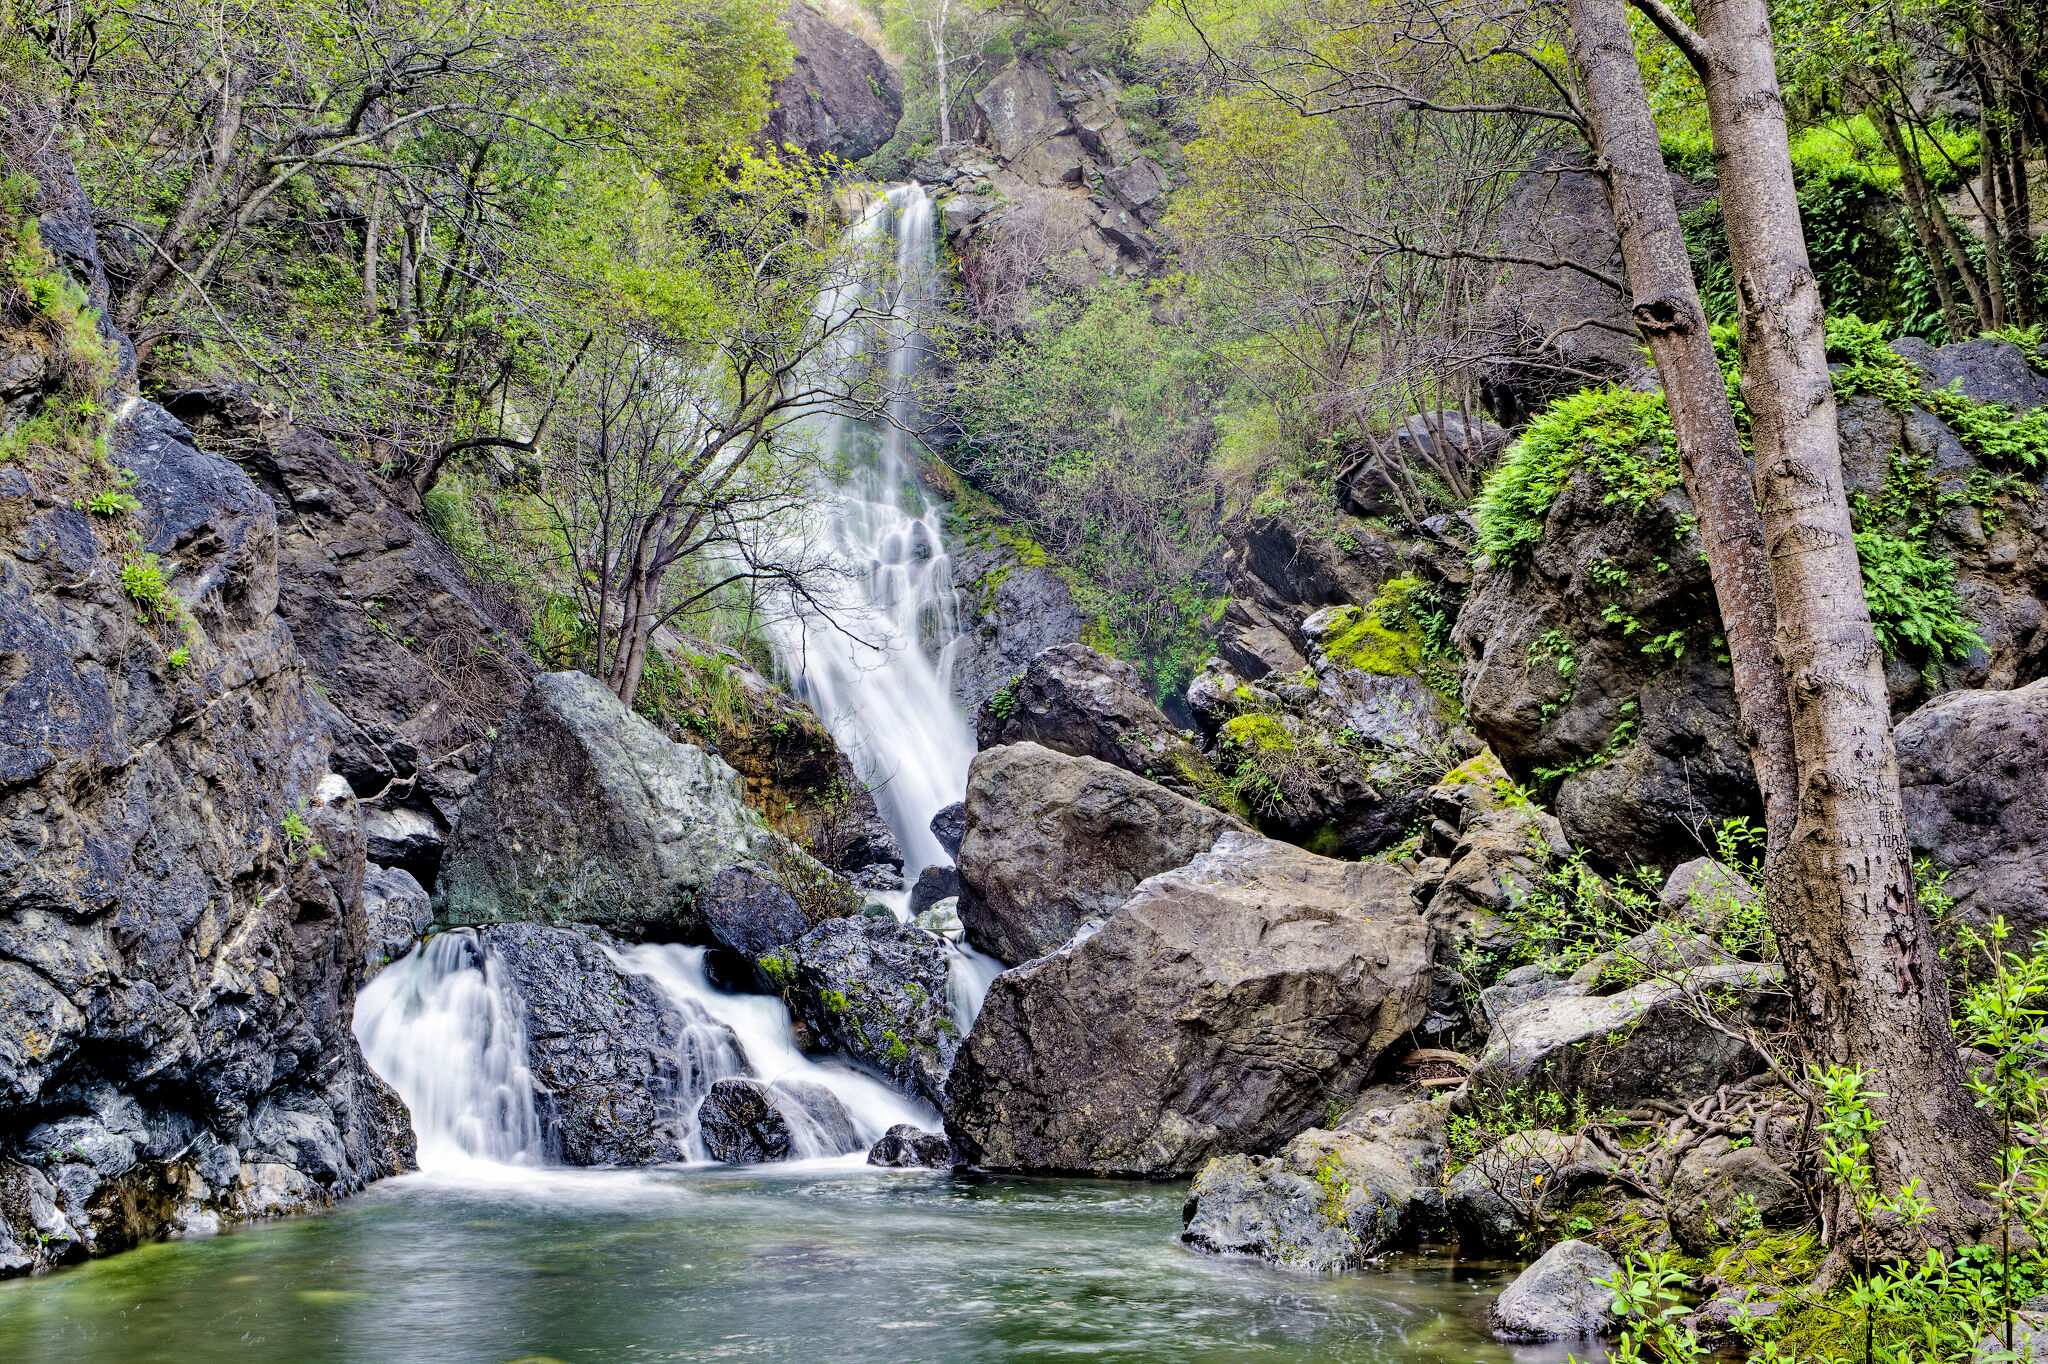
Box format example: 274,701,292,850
986,672,1023,722
1599,1250,1702,1364
1472,387,1678,568
166,645,190,669
281,807,329,864
1853,529,1982,663
1445,1084,1587,1169
1829,316,2048,470
120,554,170,614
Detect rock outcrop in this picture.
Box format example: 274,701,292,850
0,118,412,1272
438,671,839,940
770,916,958,1108
955,742,1243,964
975,642,1207,793
1898,678,2048,944
761,2,902,162
947,539,1089,713
1181,1099,1447,1270
363,865,433,972
1447,1129,1614,1252
945,833,1436,1176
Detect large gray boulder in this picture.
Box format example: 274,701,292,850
699,864,812,961
771,916,959,1108
761,3,901,161
477,924,726,1166
1465,962,1784,1112
1181,1100,1448,1270
945,833,1436,1176
956,742,1244,964
1668,1137,1805,1254
948,542,1089,713
975,642,1207,794
1490,1239,1622,1342
439,672,825,939
1447,1129,1614,1252
363,865,432,971
1899,679,2048,944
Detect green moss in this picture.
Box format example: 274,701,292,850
1438,752,1509,788
1220,712,1296,754
1303,823,1344,857
1473,387,1679,567
757,954,794,990
1169,750,1254,821
1311,1150,1353,1223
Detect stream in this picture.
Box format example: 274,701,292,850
0,188,1605,1363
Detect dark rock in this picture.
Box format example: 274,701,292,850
1668,1139,1805,1254
909,864,959,917
1448,1130,1614,1252
1466,962,1784,1111
970,62,1065,162
945,833,1435,1176
1658,857,1761,935
0,118,415,1272
948,543,1089,713
956,742,1244,964
930,802,967,859
1181,1101,1447,1270
363,866,432,971
700,865,812,960
362,804,446,891
867,1124,956,1169
1213,599,1308,680
761,2,902,161
696,1077,860,1164
1221,513,1398,631
439,672,835,939
774,916,958,1107
1490,1239,1622,1342
1899,679,2048,945
975,642,1207,792
1892,336,2048,414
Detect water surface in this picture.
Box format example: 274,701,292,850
0,1164,1603,1364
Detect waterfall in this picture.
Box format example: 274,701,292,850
354,932,547,1170
765,184,976,880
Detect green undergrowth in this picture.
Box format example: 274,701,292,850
1473,386,1678,568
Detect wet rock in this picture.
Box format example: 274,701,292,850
1490,1239,1622,1342
440,672,833,940
946,833,1436,1176
1448,1130,1615,1253
975,642,1206,793
956,742,1244,964
696,1077,861,1164
1181,1101,1447,1270
761,2,902,160
930,803,967,859
1466,962,1783,1112
479,924,727,1166
1668,1138,1805,1254
363,865,432,971
948,543,1089,713
773,916,958,1108
1899,679,2048,945
700,865,813,960
909,865,959,917
867,1124,956,1169
362,804,447,889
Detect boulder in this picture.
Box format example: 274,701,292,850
975,642,1206,793
1975,1312,2048,1363
1899,679,2048,944
948,542,1089,713
363,866,432,971
478,923,724,1166
1659,858,1761,936
970,62,1065,162
909,864,959,917
695,1077,861,1164
1893,335,2048,415
956,743,1244,964
1447,1129,1614,1252
761,2,902,161
1490,1239,1622,1342
699,864,811,960
772,916,959,1108
945,833,1437,1176
930,802,967,859
439,671,832,940
1668,1138,1805,1254
362,804,447,890
867,1124,956,1169
1418,753,1570,971
1466,962,1784,1112
1181,1100,1447,1270
1212,600,1308,680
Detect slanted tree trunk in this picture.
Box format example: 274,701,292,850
1653,0,1999,1248
1563,0,1799,850
1868,98,1964,340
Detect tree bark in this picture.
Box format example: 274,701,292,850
1685,0,1998,1246
1564,0,1799,850
119,67,244,327
1868,98,1963,340
361,172,388,318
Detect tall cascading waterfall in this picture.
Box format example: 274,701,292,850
765,184,976,880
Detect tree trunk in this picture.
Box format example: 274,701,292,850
1565,0,1799,850
361,172,387,318
119,68,245,327
932,0,953,146
396,201,420,339
1688,0,1998,1246
1869,98,1963,340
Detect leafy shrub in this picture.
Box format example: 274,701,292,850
1854,528,1981,662
1472,387,1677,567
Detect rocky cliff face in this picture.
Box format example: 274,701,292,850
761,2,903,162
0,113,411,1275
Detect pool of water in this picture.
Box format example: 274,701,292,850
0,1162,1607,1364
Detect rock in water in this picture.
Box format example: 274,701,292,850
771,917,959,1108
479,924,734,1166
696,1078,861,1163
1182,1101,1447,1270
975,642,1206,792
439,671,835,939
930,803,967,859
1447,1130,1614,1252
908,864,959,917
945,833,1435,1176
1490,1239,1622,1342
699,865,812,959
363,865,433,971
868,1125,956,1169
957,742,1243,963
